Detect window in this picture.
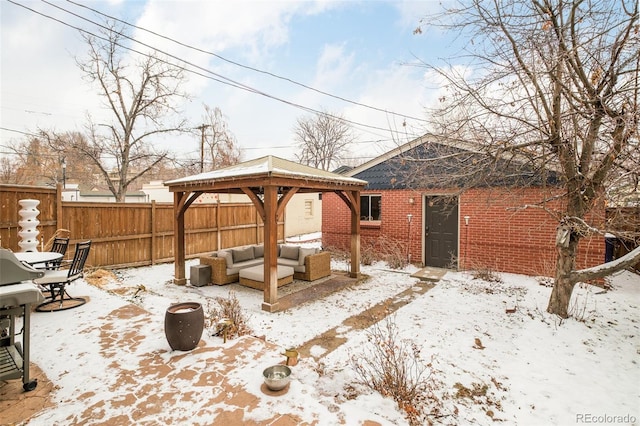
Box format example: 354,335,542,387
304,199,313,218
360,194,381,221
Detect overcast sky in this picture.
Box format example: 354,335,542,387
1,1,455,167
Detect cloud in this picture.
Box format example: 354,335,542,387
0,2,106,140
1,0,443,167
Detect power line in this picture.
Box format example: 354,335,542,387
0,127,40,137
8,0,424,143
11,0,412,138
65,0,429,125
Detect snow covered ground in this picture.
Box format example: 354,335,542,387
19,235,640,425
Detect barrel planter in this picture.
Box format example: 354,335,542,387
164,302,204,351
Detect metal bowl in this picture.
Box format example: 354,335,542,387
263,364,291,391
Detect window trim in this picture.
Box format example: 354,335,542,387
304,199,314,218
360,194,381,222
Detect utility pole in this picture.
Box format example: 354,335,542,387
61,157,67,188
195,124,210,173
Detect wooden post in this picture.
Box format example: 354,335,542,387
151,200,157,265
350,190,361,278
56,183,63,234
214,197,219,251
262,185,279,312
173,191,186,285
256,207,261,244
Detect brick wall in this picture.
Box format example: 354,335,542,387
322,189,422,259
322,187,605,277
459,188,604,275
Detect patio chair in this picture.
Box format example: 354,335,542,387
42,237,69,270
34,240,91,312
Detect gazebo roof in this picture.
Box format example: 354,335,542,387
165,156,366,192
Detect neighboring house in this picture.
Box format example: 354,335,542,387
283,192,322,238
323,135,604,276
61,184,148,203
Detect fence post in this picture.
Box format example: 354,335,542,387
216,199,221,251
151,200,156,265
56,183,63,232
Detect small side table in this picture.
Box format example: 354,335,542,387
190,264,211,287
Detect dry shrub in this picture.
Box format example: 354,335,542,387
206,291,252,340
533,258,555,287
350,314,439,426
361,236,410,269
466,260,503,283
360,240,378,265
379,236,409,269
568,283,597,323
325,238,409,269
324,236,409,269
472,268,503,283
322,245,349,263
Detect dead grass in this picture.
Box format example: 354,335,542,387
84,268,118,288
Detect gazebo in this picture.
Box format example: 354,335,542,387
164,156,367,312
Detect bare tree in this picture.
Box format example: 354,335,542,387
413,0,639,318
3,132,66,186
2,131,102,187
198,104,241,172
0,156,16,184
75,22,189,201
294,111,354,171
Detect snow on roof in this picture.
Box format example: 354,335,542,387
165,156,367,186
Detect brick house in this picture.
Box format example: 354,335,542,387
322,135,604,276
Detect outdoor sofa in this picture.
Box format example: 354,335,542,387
199,244,331,285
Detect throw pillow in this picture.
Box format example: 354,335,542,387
232,246,255,263
217,250,233,268
253,244,264,258
280,245,299,260
298,247,317,265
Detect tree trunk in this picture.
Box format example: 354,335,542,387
547,231,579,319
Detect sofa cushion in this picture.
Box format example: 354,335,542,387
279,245,299,260
227,258,263,275
276,259,305,273
277,258,298,268
298,247,317,265
253,244,264,258
232,247,255,263
217,250,233,268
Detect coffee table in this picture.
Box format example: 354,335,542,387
239,265,294,290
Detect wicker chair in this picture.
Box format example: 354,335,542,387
199,256,239,285
293,251,331,281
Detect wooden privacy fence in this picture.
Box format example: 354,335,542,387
0,185,59,251
0,184,283,269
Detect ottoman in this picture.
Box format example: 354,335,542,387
239,265,294,290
